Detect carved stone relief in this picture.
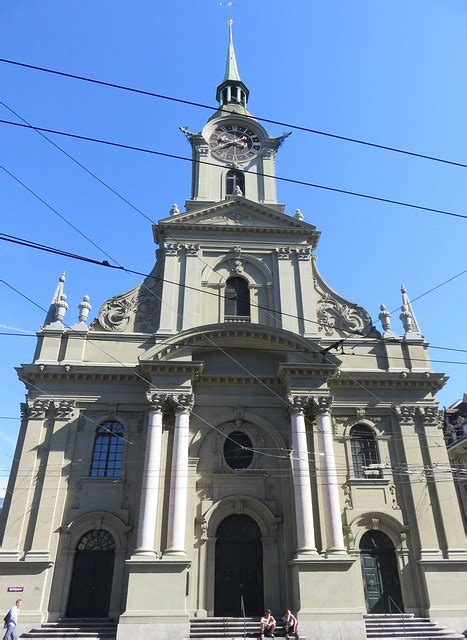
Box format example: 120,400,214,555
314,274,372,337
93,266,162,333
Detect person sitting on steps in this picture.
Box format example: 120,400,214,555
260,609,276,639
282,609,299,639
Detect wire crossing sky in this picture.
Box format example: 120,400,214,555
1,1,467,497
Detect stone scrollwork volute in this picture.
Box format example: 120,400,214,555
314,274,372,337
317,292,372,337
96,286,139,332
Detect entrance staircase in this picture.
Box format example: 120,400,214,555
364,614,465,640
21,620,117,640
189,618,302,640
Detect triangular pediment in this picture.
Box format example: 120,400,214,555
156,197,319,241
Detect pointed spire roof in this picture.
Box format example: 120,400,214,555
216,19,249,108
43,272,66,327
223,19,241,82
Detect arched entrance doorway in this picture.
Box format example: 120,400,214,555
214,514,264,616
67,530,116,617
360,530,403,613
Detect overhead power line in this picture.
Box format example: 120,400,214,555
1,57,467,171
2,119,467,221
2,230,467,361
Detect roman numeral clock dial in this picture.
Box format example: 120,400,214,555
209,124,263,163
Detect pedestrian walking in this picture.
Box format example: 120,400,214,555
2,599,22,640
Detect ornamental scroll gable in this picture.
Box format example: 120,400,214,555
313,268,375,338
91,265,162,333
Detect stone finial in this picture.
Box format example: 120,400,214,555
379,304,391,331
55,294,68,322
78,295,92,324
400,284,422,338
233,185,243,197
399,304,413,333
43,272,67,328
378,303,397,338
294,208,304,221
170,203,180,216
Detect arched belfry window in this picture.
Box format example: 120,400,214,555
90,421,125,477
350,425,380,478
226,170,245,197
225,276,250,321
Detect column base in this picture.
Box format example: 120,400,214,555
325,548,351,557
162,549,187,559
130,549,159,560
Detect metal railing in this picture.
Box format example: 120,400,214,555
240,594,246,640
388,595,406,640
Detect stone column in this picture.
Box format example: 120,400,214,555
164,393,194,557
314,397,347,554
134,393,165,556
287,395,318,555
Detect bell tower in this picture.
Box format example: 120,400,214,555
181,20,290,211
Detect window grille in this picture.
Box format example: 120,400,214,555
350,425,380,478
90,421,125,477
77,529,116,551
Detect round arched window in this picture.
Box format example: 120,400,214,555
223,431,254,470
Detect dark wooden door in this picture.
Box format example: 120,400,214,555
67,550,115,617
214,515,264,616
360,531,403,613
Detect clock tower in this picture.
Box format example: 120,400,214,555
181,20,290,209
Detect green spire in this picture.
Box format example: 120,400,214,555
223,19,241,82
216,18,249,108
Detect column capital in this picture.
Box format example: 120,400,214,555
417,406,443,428
393,405,418,425
312,396,333,416
145,391,167,413
287,395,312,415
169,393,194,415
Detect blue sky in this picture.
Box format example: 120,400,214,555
1,1,466,496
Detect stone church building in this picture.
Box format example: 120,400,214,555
1,23,466,640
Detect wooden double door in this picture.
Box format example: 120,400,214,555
214,514,264,617
67,530,116,618
360,530,403,613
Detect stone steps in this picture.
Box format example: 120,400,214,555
21,621,117,640
364,614,464,640
189,618,301,640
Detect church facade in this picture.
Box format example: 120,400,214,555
1,24,466,640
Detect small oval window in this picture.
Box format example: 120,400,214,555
223,431,254,470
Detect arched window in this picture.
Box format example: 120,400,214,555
226,170,245,196
77,529,116,551
90,421,125,477
350,425,380,478
225,276,250,320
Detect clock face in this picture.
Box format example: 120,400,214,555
209,124,262,163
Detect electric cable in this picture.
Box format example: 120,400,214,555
2,57,467,172
1,230,466,358
2,119,467,221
